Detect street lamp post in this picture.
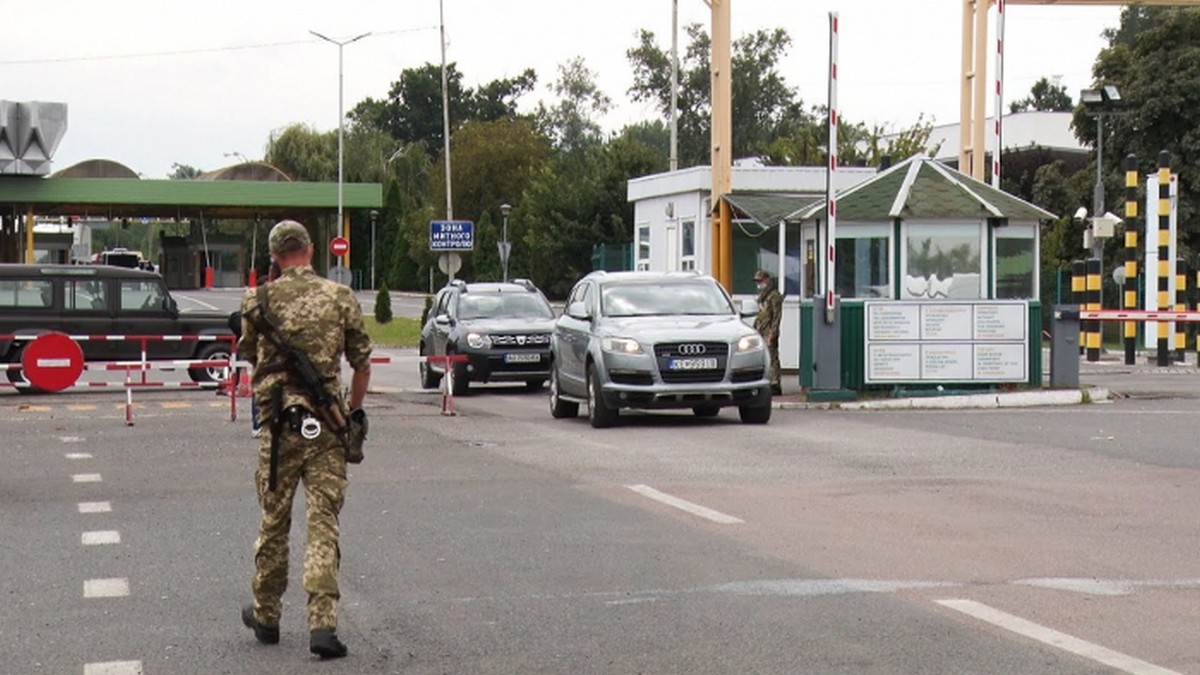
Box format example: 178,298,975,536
310,29,371,272
1080,84,1123,262
369,209,379,290
499,203,512,283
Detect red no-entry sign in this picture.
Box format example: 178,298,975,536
22,332,84,392
330,237,350,257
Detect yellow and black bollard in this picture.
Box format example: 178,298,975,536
1086,258,1101,362
1156,150,1172,367
1072,259,1086,355
1176,259,1188,362
1123,154,1139,366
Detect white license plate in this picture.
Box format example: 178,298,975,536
668,357,718,370
504,352,541,364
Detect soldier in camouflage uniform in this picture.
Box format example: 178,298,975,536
752,269,783,395
238,220,372,659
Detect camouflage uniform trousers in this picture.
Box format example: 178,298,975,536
250,425,347,631
767,337,781,389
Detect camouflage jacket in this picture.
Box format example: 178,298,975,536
238,265,372,411
753,286,783,339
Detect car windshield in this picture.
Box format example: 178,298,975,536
459,292,554,320
601,281,733,318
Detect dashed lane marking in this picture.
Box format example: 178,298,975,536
82,531,121,545
161,401,191,409
626,484,744,524
72,474,102,483
60,435,86,441
66,453,93,460
936,599,1181,675
84,661,143,675
68,405,98,411
83,578,129,598
78,502,112,513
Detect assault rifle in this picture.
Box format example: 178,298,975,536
246,286,349,450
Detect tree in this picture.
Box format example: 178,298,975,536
627,24,804,167
264,123,336,182
1074,7,1200,252
349,63,536,156
1009,77,1074,113
536,57,612,158
168,163,202,180
374,283,393,324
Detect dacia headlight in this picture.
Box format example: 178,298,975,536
466,332,492,349
736,334,764,353
601,336,643,354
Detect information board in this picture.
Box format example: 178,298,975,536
863,301,1029,384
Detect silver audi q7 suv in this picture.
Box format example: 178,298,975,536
548,271,772,427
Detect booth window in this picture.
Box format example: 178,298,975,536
731,220,801,296
680,219,696,271
995,225,1037,299
904,224,981,299
636,226,650,271
835,227,890,299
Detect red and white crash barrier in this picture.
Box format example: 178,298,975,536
425,354,468,416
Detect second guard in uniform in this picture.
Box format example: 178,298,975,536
238,220,372,659
753,269,783,395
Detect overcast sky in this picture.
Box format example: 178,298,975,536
5,0,1121,178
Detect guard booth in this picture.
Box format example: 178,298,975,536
789,155,1055,392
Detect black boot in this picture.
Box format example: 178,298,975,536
241,604,280,645
770,384,783,396
310,628,348,659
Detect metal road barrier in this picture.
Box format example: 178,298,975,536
425,354,469,416
1051,308,1200,388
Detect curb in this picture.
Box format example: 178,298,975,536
775,387,1110,411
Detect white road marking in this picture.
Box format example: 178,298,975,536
65,452,92,459
72,473,102,483
714,579,958,596
60,436,85,442
84,662,143,675
84,578,130,598
1015,577,1200,596
936,599,1181,675
82,531,121,545
626,484,744,524
78,501,112,513
171,293,220,310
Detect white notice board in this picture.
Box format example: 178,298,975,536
864,301,1029,383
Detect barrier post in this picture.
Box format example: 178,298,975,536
124,368,134,426
1157,150,1172,367
1123,153,1139,366
1086,258,1101,361
1051,305,1081,388
1072,259,1086,355
1176,259,1188,362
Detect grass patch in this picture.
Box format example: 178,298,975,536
364,316,422,349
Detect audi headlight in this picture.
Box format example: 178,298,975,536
466,332,492,349
601,336,643,354
736,334,764,352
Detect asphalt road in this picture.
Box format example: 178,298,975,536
170,287,428,321
3,353,1200,673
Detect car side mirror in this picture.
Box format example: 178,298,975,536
566,301,590,320
434,313,452,326
739,298,759,318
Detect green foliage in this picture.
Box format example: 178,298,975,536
374,284,393,324
1075,7,1200,254
264,123,336,181
168,163,202,180
364,316,421,348
1009,77,1074,113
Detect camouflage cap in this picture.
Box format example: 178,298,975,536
752,269,772,281
268,220,312,254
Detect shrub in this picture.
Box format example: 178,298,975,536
374,284,393,324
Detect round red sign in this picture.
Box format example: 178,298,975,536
330,236,350,256
22,332,84,392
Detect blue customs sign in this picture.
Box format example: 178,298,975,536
429,220,474,251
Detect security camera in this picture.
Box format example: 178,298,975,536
1073,206,1088,220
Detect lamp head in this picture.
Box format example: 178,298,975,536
1073,206,1089,220
500,203,512,217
